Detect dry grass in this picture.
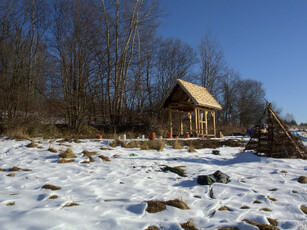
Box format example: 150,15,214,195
188,145,197,153
165,199,189,210
82,149,98,157
42,184,61,190
7,173,15,177
146,201,166,213
59,148,76,158
26,141,38,148
98,155,111,162
57,158,74,163
48,146,57,153
173,140,183,149
259,208,272,212
157,140,165,151
279,170,288,173
6,202,15,206
180,219,199,230
100,147,112,150
63,202,79,207
48,195,59,199
267,218,278,227
301,205,307,214
88,156,95,162
145,226,159,230
243,219,280,230
240,205,250,209
267,196,277,202
8,166,21,171
297,176,307,184
81,161,90,164
253,200,262,204
125,141,141,148
218,206,231,211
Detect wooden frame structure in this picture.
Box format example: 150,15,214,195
161,79,222,137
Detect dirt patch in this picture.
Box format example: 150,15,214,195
146,201,166,213
180,219,199,230
243,219,280,230
98,155,111,162
165,199,189,210
59,148,76,158
42,184,61,190
279,170,287,173
57,158,74,163
297,176,307,184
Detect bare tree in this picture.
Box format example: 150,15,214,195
198,32,226,96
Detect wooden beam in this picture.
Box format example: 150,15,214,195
205,110,208,135
194,108,198,135
180,113,183,135
188,112,192,134
169,109,173,136
212,111,216,137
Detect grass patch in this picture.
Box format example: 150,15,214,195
301,205,307,214
243,219,280,230
188,145,197,153
253,200,262,204
113,154,120,158
7,173,15,177
8,166,21,171
157,140,165,151
48,146,57,153
279,170,287,173
21,168,32,171
26,141,38,148
240,205,250,209
180,219,199,230
6,202,15,206
63,202,79,207
98,155,111,162
58,158,74,163
145,226,159,230
81,161,90,164
292,190,298,193
218,206,231,211
165,199,189,210
59,148,76,158
267,218,278,227
48,195,59,199
173,140,183,149
100,147,112,150
42,184,61,190
297,176,307,184
267,196,277,202
146,201,166,213
259,208,272,212
82,149,98,157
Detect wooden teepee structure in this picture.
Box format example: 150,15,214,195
244,104,307,159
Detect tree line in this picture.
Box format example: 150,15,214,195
0,0,267,132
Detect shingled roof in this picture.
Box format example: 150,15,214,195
162,79,222,111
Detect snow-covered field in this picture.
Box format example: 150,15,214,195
0,137,306,230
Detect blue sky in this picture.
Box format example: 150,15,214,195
158,0,307,124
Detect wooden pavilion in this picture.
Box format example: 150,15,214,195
161,79,222,137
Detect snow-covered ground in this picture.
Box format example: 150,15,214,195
0,137,306,230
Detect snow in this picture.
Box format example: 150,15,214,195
0,137,306,230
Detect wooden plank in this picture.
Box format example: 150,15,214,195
169,109,173,136
180,113,183,135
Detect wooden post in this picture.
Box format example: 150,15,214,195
180,112,183,136
169,109,173,136
205,110,208,135
188,112,192,134
212,111,216,137
194,108,198,135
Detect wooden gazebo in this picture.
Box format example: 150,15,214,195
161,79,222,137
